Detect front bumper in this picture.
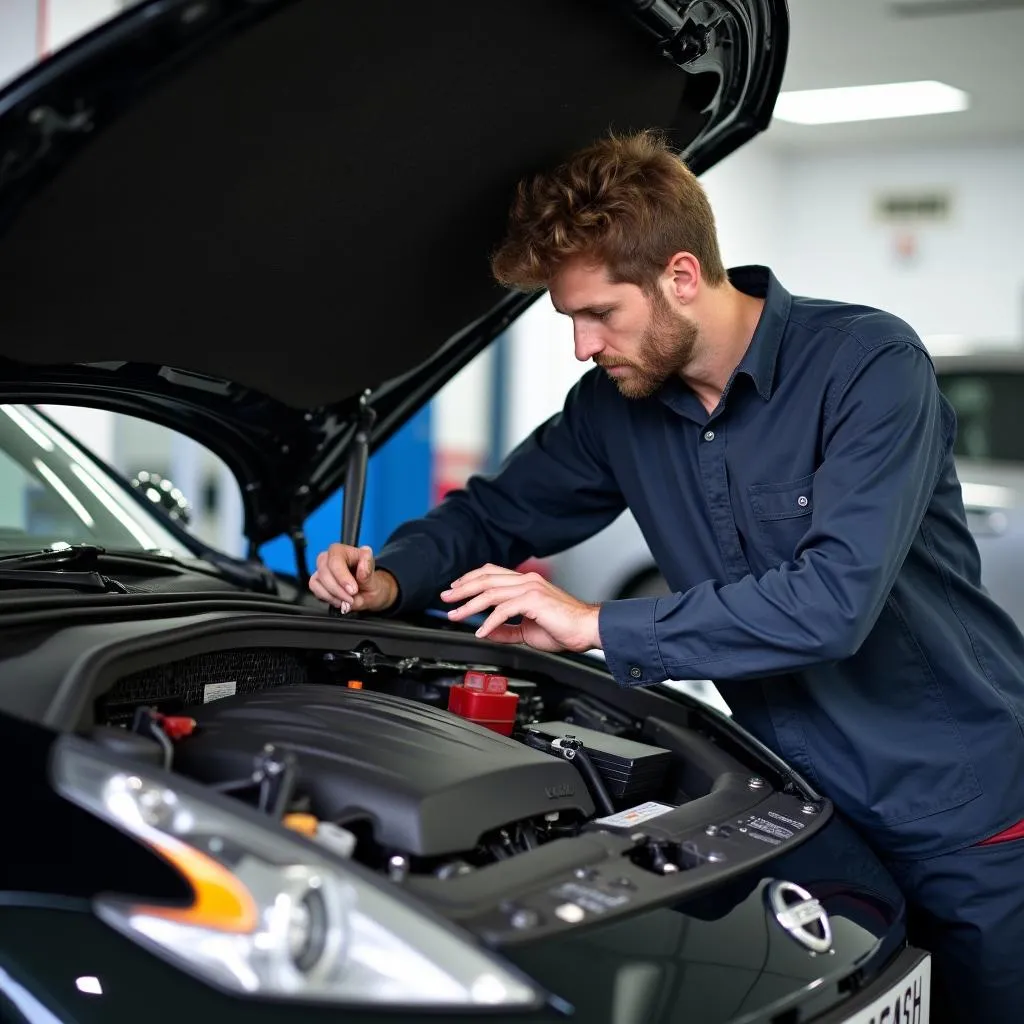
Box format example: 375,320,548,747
815,946,930,1024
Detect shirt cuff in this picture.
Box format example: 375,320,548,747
375,539,442,615
598,598,668,687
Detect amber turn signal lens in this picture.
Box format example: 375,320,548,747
140,832,258,933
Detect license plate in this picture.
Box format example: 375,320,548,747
843,954,931,1024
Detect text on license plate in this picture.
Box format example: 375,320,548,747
843,954,931,1024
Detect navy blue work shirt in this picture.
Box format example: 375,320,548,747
377,266,1024,858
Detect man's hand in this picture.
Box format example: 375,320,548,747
442,564,601,653
309,543,398,613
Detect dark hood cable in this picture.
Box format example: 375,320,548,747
522,731,616,817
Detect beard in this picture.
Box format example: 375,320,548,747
596,289,700,399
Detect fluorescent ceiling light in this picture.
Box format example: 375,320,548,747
922,334,974,356
774,80,968,125
961,482,1015,510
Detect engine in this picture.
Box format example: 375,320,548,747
172,683,596,861
85,642,824,944
92,644,680,880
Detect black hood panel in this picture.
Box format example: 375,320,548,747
0,0,787,541
0,0,701,408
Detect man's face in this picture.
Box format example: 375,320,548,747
548,260,699,399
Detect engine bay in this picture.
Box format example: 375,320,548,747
85,637,829,942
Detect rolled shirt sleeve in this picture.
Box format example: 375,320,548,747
599,339,953,686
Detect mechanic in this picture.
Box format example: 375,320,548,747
310,131,1024,1023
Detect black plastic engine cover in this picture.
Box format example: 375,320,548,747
174,684,594,856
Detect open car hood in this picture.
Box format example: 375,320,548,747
0,0,788,548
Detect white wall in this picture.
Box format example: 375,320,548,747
703,138,787,271
430,347,494,492
0,0,121,75
503,294,579,454
46,0,121,54
775,143,1024,345
0,1,37,88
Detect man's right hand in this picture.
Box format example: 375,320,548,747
309,544,398,614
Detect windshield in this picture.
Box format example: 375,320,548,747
937,370,1024,464
0,404,192,556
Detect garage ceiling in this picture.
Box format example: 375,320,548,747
769,0,1024,150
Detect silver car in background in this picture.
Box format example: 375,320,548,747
549,349,1024,624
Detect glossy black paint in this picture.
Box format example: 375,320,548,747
0,708,188,903
0,811,903,1024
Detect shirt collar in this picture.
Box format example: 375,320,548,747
728,265,791,401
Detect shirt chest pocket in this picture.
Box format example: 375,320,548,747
748,472,816,565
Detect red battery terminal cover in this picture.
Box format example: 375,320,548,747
448,671,519,735
150,712,197,740
462,671,510,694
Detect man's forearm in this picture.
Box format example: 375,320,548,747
376,376,627,614
375,502,520,615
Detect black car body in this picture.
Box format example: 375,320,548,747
0,2,931,1022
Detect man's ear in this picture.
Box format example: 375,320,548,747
664,252,701,305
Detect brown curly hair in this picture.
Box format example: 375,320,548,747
491,130,726,293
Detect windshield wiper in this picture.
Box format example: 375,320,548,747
0,543,277,595
0,543,114,570
0,566,128,593
0,547,130,593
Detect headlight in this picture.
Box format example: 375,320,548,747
50,738,541,1009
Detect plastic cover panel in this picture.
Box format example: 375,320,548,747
174,684,595,856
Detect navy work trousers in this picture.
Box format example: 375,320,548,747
884,836,1024,1024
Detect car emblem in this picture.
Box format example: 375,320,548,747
767,881,833,954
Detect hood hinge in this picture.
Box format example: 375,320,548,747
620,1,718,68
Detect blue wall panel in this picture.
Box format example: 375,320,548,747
259,405,433,576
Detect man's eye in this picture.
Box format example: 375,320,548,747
593,309,612,321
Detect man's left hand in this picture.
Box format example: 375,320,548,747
441,565,601,653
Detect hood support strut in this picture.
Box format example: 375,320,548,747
327,390,377,616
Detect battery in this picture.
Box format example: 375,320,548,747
526,720,671,801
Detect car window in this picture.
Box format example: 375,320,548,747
0,405,246,558
0,405,191,556
937,371,1024,463
101,409,245,556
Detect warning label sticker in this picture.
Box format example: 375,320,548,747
203,680,237,703
552,882,630,914
594,802,675,828
747,816,794,840
746,830,782,846
767,810,806,830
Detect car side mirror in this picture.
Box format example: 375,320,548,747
130,471,193,526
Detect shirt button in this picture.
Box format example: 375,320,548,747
797,495,809,507
704,430,715,442
629,666,643,679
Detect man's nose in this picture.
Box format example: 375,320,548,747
573,326,604,363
